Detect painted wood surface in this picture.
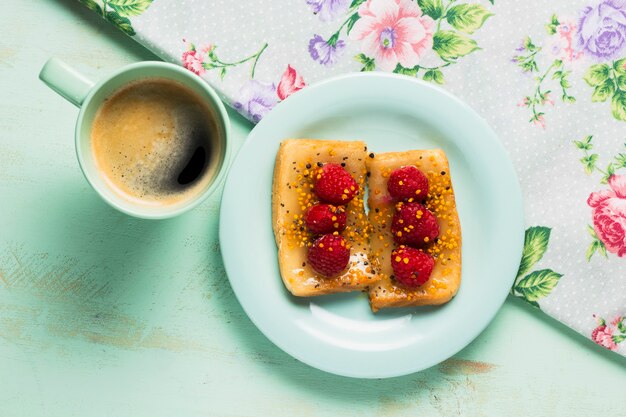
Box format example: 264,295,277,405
1,1,625,416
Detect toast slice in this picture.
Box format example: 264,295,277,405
272,139,377,296
367,150,462,311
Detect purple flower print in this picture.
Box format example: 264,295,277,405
577,0,626,61
306,0,350,22
233,80,278,123
308,34,346,66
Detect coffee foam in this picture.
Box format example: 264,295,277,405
91,78,220,206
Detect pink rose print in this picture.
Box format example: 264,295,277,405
592,324,618,350
350,0,434,71
532,114,546,129
182,48,207,76
547,20,584,63
277,65,306,100
591,315,625,351
587,174,626,257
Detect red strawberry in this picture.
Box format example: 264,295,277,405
304,204,347,234
391,202,439,246
387,166,429,202
390,246,434,287
314,163,359,205
307,234,350,277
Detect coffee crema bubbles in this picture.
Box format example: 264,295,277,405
91,78,221,206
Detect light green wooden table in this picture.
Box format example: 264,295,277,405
1,1,625,416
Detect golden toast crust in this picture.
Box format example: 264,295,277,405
272,139,377,296
366,150,462,312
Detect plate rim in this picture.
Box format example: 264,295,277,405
219,72,524,378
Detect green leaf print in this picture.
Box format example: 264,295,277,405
418,0,444,20
79,0,102,14
423,69,444,84
584,64,611,87
432,31,480,60
349,0,367,8
545,14,560,35
346,12,361,34
446,4,493,34
79,0,154,36
618,319,626,334
586,225,607,261
517,226,551,278
611,89,626,121
586,225,609,262
580,153,599,174
614,58,626,75
592,80,616,102
573,135,593,151
613,334,626,343
615,152,626,168
107,0,153,17
393,64,418,76
105,11,135,36
514,269,563,302
581,58,626,122
355,53,375,72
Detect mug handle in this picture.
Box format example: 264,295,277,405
39,58,95,107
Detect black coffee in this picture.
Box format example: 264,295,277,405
92,78,220,205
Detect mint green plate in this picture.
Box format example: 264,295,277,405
219,73,524,378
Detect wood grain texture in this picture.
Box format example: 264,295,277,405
0,1,625,416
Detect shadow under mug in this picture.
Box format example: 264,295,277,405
39,58,231,219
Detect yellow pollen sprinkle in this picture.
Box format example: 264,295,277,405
395,256,402,262
416,189,421,194
319,243,324,248
333,222,339,228
408,198,414,202
340,240,345,246
403,257,409,264
328,247,333,252
424,237,430,242
343,188,349,194
396,231,402,237
399,180,404,185
342,194,348,200
350,186,355,191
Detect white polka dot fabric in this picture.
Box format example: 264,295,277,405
86,0,626,355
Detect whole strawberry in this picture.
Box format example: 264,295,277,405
314,163,359,205
387,166,429,201
390,246,434,287
391,202,439,246
307,234,350,277
304,203,347,234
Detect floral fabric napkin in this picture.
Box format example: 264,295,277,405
79,0,626,356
